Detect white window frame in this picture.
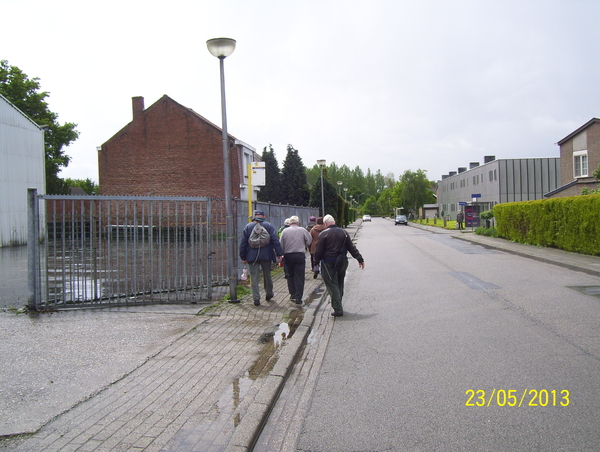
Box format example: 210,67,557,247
573,150,588,178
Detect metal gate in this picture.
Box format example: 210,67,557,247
28,191,229,309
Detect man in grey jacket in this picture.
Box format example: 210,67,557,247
280,216,312,304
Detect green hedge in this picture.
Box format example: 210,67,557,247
494,194,600,255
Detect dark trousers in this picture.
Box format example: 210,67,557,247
321,258,349,312
284,252,306,301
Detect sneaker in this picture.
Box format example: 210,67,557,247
254,300,261,306
331,310,343,317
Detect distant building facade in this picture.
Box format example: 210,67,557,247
437,156,561,221
0,94,45,247
545,118,600,198
98,95,260,199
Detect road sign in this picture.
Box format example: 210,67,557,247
459,202,467,206
471,194,481,198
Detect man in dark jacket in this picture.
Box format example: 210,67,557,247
239,211,284,306
314,214,365,316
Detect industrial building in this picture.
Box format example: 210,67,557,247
0,94,45,247
436,155,561,225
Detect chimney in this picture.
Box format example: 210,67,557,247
132,96,145,119
469,162,480,169
484,155,496,164
458,167,467,173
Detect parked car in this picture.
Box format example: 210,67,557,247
362,215,371,222
395,215,408,225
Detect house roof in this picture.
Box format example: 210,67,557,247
157,95,238,141
543,180,578,197
557,118,600,145
103,95,240,147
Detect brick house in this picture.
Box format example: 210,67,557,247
98,95,259,199
546,118,600,198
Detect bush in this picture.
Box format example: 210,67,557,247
494,194,600,255
475,227,498,238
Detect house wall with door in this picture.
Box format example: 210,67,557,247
0,94,45,246
98,95,259,199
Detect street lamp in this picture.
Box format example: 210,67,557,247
337,180,342,196
317,159,326,216
207,37,238,303
343,187,348,202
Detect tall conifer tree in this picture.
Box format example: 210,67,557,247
257,144,282,203
281,145,310,206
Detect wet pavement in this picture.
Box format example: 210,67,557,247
1,220,599,451
0,234,334,451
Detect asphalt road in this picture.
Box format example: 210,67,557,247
291,218,600,451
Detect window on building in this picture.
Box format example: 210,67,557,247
574,151,588,178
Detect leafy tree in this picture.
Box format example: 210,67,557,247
64,178,98,195
363,195,382,215
309,168,338,217
365,168,377,198
280,144,310,205
377,187,395,217
306,163,326,188
351,166,366,195
0,60,79,194
399,169,432,213
257,144,282,203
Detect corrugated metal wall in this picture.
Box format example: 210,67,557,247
0,95,45,247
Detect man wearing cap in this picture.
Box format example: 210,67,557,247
305,216,317,233
314,214,365,316
280,216,312,304
239,211,283,306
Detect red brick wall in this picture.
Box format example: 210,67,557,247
98,95,242,199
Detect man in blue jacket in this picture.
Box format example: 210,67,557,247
239,211,284,306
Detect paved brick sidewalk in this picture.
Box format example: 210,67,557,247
3,263,327,452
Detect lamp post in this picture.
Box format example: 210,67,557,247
317,159,326,216
343,187,348,202
207,37,238,303
337,180,343,196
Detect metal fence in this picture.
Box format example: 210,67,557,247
27,190,318,310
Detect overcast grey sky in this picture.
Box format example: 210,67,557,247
4,0,600,183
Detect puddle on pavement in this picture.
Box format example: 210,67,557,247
167,285,327,450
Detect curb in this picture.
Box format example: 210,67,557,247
225,284,329,452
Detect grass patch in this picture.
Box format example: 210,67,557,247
474,227,499,237
222,285,252,301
